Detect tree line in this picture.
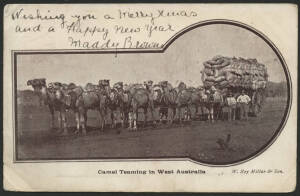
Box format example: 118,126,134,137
265,81,288,97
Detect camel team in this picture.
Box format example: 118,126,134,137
26,78,252,135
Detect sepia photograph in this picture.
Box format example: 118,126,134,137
14,22,291,165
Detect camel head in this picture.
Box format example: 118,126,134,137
109,88,119,103
144,80,153,89
123,83,130,93
153,84,163,101
99,79,111,95
113,82,123,91
178,81,187,91
27,78,46,93
48,82,63,89
158,81,170,93
158,81,168,87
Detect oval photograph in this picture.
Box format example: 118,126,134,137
15,21,291,165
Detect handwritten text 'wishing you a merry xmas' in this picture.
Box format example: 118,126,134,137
11,8,198,49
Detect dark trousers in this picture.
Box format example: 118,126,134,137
239,103,249,120
228,106,236,121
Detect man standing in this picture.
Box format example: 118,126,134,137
237,90,251,120
226,92,237,121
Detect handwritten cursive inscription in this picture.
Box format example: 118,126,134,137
10,7,198,49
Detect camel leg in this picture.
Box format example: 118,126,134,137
187,106,191,121
167,108,171,124
173,107,177,123
186,106,191,121
151,108,156,126
49,106,55,130
75,112,80,134
99,110,105,132
84,111,87,128
126,111,129,128
169,107,176,124
61,111,68,135
183,107,187,121
123,110,128,128
120,111,124,128
210,106,214,123
199,105,204,120
111,110,115,129
143,108,148,128
133,112,137,131
128,112,133,131
213,106,217,121
201,106,206,121
80,112,87,135
164,109,168,122
195,105,199,116
159,108,164,124
101,113,106,131
58,112,62,131
176,107,180,124
216,105,221,121
207,105,211,122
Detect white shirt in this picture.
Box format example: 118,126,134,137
226,97,237,106
237,94,251,104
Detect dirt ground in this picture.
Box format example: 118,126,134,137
16,97,288,165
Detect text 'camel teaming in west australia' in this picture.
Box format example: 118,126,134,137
27,55,267,136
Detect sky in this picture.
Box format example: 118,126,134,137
17,24,287,90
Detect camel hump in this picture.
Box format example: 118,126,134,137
68,83,77,90
113,82,123,90
133,83,144,89
71,86,84,97
135,88,147,94
85,83,99,91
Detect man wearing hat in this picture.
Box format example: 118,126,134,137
226,92,237,121
237,90,251,120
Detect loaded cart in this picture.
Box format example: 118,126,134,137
201,55,268,116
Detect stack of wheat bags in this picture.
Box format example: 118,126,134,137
201,55,268,90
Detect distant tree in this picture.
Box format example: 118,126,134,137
266,81,287,97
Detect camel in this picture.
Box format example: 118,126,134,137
27,79,70,135
124,83,155,131
150,83,168,124
66,82,109,135
174,82,193,124
157,81,178,124
108,82,130,129
189,86,209,120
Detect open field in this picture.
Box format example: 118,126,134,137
16,97,288,164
